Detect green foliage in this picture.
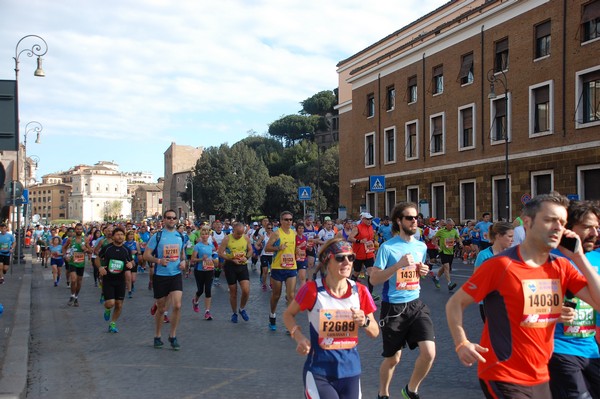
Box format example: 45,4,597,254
268,114,319,147
300,90,336,116
263,175,302,218
238,136,285,176
189,143,268,222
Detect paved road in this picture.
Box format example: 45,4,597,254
22,258,483,399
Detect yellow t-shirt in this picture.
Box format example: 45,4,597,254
271,228,297,270
226,235,248,264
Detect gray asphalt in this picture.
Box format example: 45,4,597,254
1,254,484,398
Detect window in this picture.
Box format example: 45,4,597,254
529,81,553,135
365,132,375,167
384,127,396,164
367,94,375,118
494,38,509,72
582,0,600,43
366,192,377,216
458,104,475,150
431,183,446,219
385,189,396,217
535,21,551,58
460,180,476,222
386,86,395,111
430,113,445,155
493,175,511,221
531,170,553,196
405,120,418,160
490,93,511,143
407,75,417,103
576,68,600,126
578,164,600,200
407,185,419,204
432,65,444,95
458,53,474,85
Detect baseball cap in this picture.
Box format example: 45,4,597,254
429,217,436,223
324,216,332,221
360,212,373,219
253,222,258,226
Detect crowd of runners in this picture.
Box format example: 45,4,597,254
1,193,600,399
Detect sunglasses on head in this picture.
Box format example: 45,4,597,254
332,253,356,262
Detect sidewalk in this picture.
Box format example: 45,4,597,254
0,254,33,399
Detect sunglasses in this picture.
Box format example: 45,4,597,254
164,216,177,220
402,216,418,221
333,253,356,263
282,218,293,221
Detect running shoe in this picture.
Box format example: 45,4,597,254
269,316,276,332
150,303,157,316
192,298,200,313
213,280,221,287
99,294,105,304
67,296,75,306
377,396,390,399
372,294,381,302
168,336,180,350
231,313,238,323
239,309,249,322
448,282,457,291
204,310,213,320
153,337,164,349
163,314,170,323
104,308,111,321
54,281,58,287
108,322,118,333
128,291,133,299
401,385,420,399
261,284,267,292
148,280,153,290
66,281,70,287
94,281,98,287
432,276,441,289
73,299,79,307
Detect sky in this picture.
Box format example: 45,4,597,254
0,0,448,182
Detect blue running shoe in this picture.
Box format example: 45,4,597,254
103,308,111,321
269,316,276,331
153,337,164,348
231,313,238,323
168,336,180,350
239,309,249,322
108,322,118,333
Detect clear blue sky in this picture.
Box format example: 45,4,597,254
1,0,448,181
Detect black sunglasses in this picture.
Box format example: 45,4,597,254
282,218,293,221
333,254,356,262
164,216,177,220
402,216,418,221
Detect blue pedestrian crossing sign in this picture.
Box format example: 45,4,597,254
369,175,386,193
298,186,312,201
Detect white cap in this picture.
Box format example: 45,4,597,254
360,212,373,219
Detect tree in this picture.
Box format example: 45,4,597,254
300,90,336,116
188,143,268,221
238,135,285,176
268,114,320,146
262,175,302,218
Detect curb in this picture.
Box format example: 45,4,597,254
0,262,31,399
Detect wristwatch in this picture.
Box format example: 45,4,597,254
362,317,371,328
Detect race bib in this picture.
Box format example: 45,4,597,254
318,309,358,350
563,298,596,338
0,243,9,250
163,244,180,262
233,251,246,264
482,232,489,241
281,253,295,268
444,238,456,248
140,242,147,249
202,258,215,271
73,252,85,263
108,259,125,273
521,279,562,328
395,265,419,290
296,249,306,262
364,240,375,253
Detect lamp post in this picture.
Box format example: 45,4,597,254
13,35,47,263
487,68,510,222
23,121,42,229
187,172,195,223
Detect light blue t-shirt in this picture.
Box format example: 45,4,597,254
552,249,600,358
374,235,427,304
0,233,15,255
378,224,393,242
147,230,184,277
193,242,217,271
475,221,492,243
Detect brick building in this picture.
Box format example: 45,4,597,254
336,0,600,222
